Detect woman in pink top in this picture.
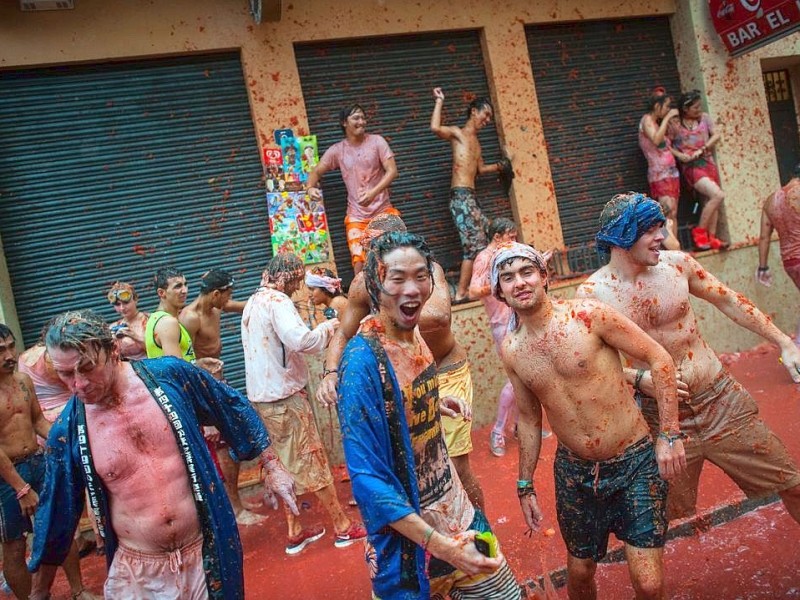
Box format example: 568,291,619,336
757,165,800,343
638,87,681,249
670,89,727,251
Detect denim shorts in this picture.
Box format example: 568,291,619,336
555,436,667,562
0,451,46,542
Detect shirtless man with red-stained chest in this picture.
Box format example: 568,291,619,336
29,310,298,599
0,324,93,600
578,192,800,526
493,242,685,599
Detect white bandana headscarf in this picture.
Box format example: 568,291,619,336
490,242,548,330
304,271,342,294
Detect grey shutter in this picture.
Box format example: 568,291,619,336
0,52,268,390
526,17,681,248
295,30,512,286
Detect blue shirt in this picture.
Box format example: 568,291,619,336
29,357,271,600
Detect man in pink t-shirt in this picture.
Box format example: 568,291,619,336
307,104,399,274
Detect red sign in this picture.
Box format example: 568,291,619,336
710,0,800,56
263,147,282,166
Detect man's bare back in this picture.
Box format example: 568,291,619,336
85,363,200,552
504,299,650,459
578,251,727,394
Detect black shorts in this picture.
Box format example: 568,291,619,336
554,436,667,562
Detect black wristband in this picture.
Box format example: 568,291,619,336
758,266,769,272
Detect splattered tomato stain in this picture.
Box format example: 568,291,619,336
271,72,280,82
696,270,706,279
133,245,147,256
576,311,592,330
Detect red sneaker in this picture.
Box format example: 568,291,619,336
691,227,711,251
334,522,368,549
285,525,326,555
708,233,729,250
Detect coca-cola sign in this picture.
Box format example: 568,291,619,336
709,0,800,56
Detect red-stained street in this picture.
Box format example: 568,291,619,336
14,342,800,598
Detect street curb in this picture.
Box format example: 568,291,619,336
521,494,779,593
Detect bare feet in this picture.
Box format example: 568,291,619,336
236,509,268,526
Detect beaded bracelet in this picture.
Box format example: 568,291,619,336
15,483,31,500
516,479,536,498
658,431,688,448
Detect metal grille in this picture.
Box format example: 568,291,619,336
295,30,513,287
0,52,268,390
764,70,792,102
526,17,681,251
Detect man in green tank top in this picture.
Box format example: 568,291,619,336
144,267,221,375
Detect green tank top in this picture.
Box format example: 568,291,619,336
144,310,196,362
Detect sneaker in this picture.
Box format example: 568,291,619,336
490,430,506,457
334,522,368,548
708,233,729,251
285,525,326,555
691,227,711,251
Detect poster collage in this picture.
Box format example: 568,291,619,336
264,129,330,264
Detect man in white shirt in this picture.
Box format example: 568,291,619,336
241,252,366,555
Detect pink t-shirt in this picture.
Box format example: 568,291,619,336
670,113,716,160
318,134,394,220
638,114,678,183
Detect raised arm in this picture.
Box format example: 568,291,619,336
757,197,775,287
686,255,800,381
642,110,678,147
430,87,459,140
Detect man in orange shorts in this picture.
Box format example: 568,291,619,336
306,103,399,274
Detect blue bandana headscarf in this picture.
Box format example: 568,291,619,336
595,192,665,259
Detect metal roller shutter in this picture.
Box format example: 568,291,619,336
526,17,681,248
295,30,512,286
0,52,268,390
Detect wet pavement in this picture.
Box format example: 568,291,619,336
14,342,800,598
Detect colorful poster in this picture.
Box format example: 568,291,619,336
267,190,330,264
297,135,318,181
280,136,303,183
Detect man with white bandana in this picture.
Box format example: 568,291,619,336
578,192,800,525
492,240,686,599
